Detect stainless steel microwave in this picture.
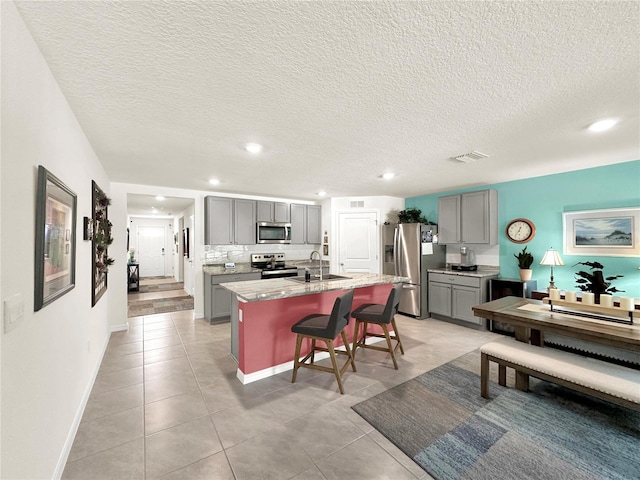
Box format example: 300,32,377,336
256,222,291,244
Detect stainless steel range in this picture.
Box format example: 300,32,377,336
251,253,299,279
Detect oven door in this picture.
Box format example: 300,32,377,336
256,222,291,244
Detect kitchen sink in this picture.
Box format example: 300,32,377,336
286,274,351,283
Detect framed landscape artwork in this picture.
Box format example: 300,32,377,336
563,207,640,257
34,166,77,311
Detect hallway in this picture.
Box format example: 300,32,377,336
128,277,194,318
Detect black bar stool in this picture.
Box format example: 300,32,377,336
291,290,356,394
351,284,404,369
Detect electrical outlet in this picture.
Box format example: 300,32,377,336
4,293,25,333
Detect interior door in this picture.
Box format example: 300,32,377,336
138,226,166,277
337,211,379,273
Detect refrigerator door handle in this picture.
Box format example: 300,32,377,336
394,227,402,276
402,284,418,289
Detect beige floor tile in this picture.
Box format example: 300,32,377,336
99,352,144,375
156,451,234,480
210,398,282,449
92,366,143,395
144,334,183,352
144,356,192,381
145,417,222,479
62,438,144,480
145,389,209,434
105,341,143,357
67,407,144,462
225,424,314,480
144,344,187,365
368,429,431,479
290,465,328,480
83,383,144,422
144,371,199,404
316,434,418,480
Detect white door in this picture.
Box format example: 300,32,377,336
337,211,379,273
138,226,166,277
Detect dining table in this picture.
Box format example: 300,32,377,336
472,296,640,354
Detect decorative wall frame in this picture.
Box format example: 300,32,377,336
34,166,77,311
563,207,640,257
91,181,113,306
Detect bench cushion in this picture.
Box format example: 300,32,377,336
481,337,640,404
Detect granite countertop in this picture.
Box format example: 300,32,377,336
203,263,261,275
220,273,409,302
427,267,500,278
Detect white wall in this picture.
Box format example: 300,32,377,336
1,3,112,478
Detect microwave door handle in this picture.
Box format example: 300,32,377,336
285,225,289,240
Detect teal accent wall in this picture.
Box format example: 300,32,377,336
406,160,640,298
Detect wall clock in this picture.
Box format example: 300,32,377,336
505,218,536,243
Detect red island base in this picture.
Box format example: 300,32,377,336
236,283,394,384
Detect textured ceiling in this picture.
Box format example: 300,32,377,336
13,0,640,202
127,194,194,217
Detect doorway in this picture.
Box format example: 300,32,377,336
137,225,166,277
336,211,380,273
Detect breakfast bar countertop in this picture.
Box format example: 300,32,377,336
220,273,408,302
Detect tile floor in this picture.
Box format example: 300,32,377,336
62,278,500,480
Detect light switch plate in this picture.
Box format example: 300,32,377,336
4,293,25,333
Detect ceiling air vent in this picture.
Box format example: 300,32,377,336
350,201,365,208
454,151,490,163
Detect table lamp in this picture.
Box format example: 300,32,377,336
540,248,564,291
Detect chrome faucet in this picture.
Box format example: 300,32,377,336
310,250,323,281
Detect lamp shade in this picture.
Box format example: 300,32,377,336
540,248,564,266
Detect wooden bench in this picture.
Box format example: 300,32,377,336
480,337,640,412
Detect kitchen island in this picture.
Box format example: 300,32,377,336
220,273,408,384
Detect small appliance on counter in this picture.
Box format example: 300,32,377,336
450,246,477,271
251,253,298,279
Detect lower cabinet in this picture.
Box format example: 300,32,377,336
428,272,496,326
204,272,260,324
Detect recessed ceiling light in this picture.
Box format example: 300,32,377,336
209,178,220,186
244,143,263,154
381,172,395,180
317,191,327,197
155,195,165,201
587,118,617,132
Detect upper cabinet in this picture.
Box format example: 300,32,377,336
205,196,256,245
256,201,290,223
290,204,322,244
437,190,498,244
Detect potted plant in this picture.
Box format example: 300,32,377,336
573,261,624,303
514,246,534,281
397,208,431,224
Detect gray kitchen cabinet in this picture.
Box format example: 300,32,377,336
428,272,497,327
290,203,322,244
437,190,497,244
204,196,256,245
234,199,256,245
257,201,290,222
204,272,260,324
204,196,233,245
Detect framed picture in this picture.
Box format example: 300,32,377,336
92,181,111,307
83,216,94,240
563,207,640,257
34,166,77,311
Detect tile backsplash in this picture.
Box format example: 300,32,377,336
445,244,500,267
203,243,321,264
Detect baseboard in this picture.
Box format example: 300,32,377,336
110,322,129,332
236,334,391,385
53,334,110,479
194,312,204,320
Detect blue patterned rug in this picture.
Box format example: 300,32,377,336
352,350,640,480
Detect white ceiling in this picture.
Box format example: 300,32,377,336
127,194,194,217
14,1,640,202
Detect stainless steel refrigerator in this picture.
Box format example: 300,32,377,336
383,223,446,318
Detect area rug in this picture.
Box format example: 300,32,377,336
137,282,184,293
128,295,194,317
352,350,640,480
